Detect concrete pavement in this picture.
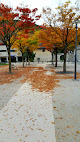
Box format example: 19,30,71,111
0,81,56,142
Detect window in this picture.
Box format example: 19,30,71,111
10,50,15,52
0,50,7,52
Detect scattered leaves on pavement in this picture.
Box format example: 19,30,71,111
0,65,80,92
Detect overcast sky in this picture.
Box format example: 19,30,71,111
0,0,78,25
0,0,77,9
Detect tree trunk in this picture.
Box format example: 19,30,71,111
22,53,24,67
7,47,11,73
28,56,30,65
63,28,68,73
26,57,27,65
63,47,67,73
55,48,57,67
51,51,54,65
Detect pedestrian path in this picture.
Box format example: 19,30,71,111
0,81,56,142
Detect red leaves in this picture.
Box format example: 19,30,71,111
0,3,12,14
17,7,31,14
32,8,38,13
35,15,41,20
16,5,40,32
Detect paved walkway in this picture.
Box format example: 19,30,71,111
0,81,56,142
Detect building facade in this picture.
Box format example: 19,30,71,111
0,42,80,63
0,44,23,62
33,47,69,62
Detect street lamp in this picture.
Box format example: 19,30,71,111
73,19,80,79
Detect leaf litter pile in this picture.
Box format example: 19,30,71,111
0,65,80,92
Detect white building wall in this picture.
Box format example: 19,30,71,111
77,45,80,61
33,49,52,62
1,44,80,62
0,45,22,62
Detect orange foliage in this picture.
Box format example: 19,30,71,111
39,27,62,52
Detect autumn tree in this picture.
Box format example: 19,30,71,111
15,6,40,66
55,1,77,72
39,26,62,67
0,3,40,73
41,1,80,72
25,30,40,64
16,6,41,33
12,30,39,67
0,3,19,73
67,27,80,50
12,31,28,67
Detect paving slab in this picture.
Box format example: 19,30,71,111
0,81,56,142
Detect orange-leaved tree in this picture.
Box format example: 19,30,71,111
0,3,40,73
55,1,76,72
0,3,19,73
41,1,80,72
39,26,62,66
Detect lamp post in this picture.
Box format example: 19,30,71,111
74,19,80,79
74,21,77,79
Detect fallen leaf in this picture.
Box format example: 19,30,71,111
25,135,28,137
41,130,44,132
51,122,55,124
76,131,80,134
67,126,73,128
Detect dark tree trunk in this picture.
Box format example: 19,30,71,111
63,47,67,72
22,53,24,67
7,47,11,73
28,55,30,65
63,28,68,73
51,51,54,65
55,48,57,67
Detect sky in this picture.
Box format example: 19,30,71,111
0,0,77,9
0,0,78,25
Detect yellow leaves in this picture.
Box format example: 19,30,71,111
13,125,15,128
56,0,75,30
41,130,44,132
12,30,28,53
56,6,61,10
65,0,70,4
12,30,40,53
26,30,40,51
0,16,3,21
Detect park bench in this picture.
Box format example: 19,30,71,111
11,64,17,70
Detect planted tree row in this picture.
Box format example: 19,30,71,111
0,1,80,73
39,1,80,72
